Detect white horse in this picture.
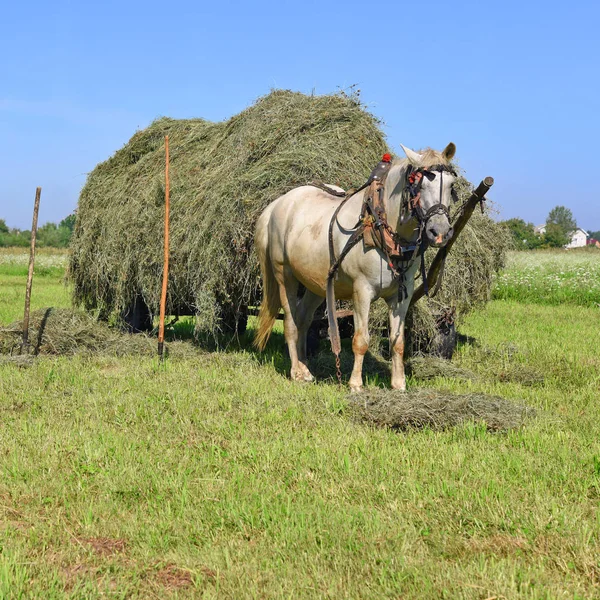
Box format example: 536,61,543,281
254,143,457,391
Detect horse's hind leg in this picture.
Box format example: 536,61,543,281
277,268,313,382
296,290,323,367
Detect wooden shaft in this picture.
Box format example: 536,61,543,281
22,187,42,350
158,136,170,359
411,176,494,305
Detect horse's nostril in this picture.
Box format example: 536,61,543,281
429,227,438,237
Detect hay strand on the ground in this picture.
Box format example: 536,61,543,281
354,388,533,431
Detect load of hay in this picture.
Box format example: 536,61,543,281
69,89,509,347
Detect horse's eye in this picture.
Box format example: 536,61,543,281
423,170,436,182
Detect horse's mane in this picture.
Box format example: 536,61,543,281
393,148,450,169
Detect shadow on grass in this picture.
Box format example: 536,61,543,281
164,316,392,385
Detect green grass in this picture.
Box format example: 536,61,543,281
493,248,600,306
0,249,599,598
0,249,69,324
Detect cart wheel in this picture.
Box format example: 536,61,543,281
220,306,248,335
121,294,153,333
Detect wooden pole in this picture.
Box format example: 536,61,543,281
158,136,170,360
411,176,495,305
22,187,42,353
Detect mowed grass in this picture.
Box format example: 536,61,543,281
0,249,599,598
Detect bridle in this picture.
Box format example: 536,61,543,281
404,163,458,231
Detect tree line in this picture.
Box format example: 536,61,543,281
502,205,597,250
0,215,75,248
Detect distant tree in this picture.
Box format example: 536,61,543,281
0,215,74,247
59,213,76,232
547,206,576,235
502,218,541,250
37,222,61,247
540,206,576,248
541,222,570,248
588,230,600,241
0,227,30,248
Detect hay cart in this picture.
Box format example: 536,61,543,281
121,176,494,360
69,91,508,353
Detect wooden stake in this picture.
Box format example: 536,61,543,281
158,136,170,360
22,187,42,353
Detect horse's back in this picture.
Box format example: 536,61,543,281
258,185,344,294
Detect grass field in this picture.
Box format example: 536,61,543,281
0,248,599,598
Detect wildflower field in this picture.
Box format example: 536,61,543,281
0,247,67,278
493,248,600,306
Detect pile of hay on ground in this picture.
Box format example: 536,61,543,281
354,388,533,431
69,89,509,346
0,308,158,357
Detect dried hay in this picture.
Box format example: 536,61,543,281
354,388,533,432
0,308,191,358
69,90,387,332
69,89,510,347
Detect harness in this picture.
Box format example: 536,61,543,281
315,155,457,378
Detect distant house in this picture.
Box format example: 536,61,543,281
534,224,589,248
588,237,600,248
566,228,589,248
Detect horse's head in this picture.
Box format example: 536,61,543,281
400,142,457,248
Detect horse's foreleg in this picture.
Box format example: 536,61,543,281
349,283,373,392
387,292,412,391
387,262,419,390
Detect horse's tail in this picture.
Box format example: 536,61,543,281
254,210,280,351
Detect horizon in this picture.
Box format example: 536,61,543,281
2,0,599,232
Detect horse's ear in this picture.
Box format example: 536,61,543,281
400,144,423,165
442,142,456,160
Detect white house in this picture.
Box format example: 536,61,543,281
565,228,589,249
534,224,589,248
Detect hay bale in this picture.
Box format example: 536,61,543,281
354,388,533,431
69,89,509,344
69,90,387,332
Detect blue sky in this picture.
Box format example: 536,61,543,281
1,0,598,231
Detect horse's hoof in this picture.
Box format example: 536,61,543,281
291,369,315,383
349,384,363,393
391,382,407,391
